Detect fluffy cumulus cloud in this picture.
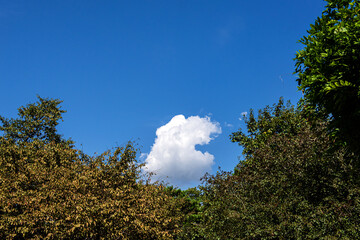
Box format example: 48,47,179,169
144,115,221,185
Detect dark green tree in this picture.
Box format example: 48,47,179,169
231,98,306,166
165,186,205,240
199,99,360,239
294,0,360,152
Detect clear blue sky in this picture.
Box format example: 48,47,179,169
0,0,326,188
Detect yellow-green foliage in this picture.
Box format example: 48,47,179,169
0,97,182,239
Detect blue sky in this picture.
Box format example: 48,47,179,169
0,0,326,188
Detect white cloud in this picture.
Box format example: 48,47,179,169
143,115,221,185
225,122,233,128
139,153,148,160
239,111,248,120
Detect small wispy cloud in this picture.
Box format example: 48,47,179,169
214,15,244,46
139,153,148,161
238,111,248,121
143,115,221,185
224,122,233,128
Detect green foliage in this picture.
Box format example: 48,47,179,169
231,98,306,164
165,186,205,240
0,96,71,146
200,100,360,239
0,97,182,239
294,0,360,152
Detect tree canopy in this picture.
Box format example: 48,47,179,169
0,97,182,239
200,100,360,239
0,96,70,145
294,0,360,152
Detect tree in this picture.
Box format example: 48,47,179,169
294,0,360,152
0,96,71,145
164,186,205,240
231,98,306,167
199,99,360,239
0,97,182,239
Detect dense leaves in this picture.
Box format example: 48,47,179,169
0,97,182,239
199,100,360,239
165,186,205,240
231,98,306,163
294,0,360,152
0,96,70,145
